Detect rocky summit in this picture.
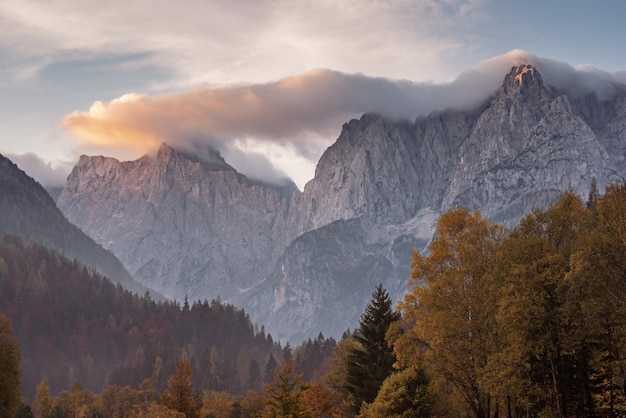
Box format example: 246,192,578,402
57,65,626,342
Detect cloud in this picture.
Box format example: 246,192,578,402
0,0,485,86
5,152,74,188
62,49,626,188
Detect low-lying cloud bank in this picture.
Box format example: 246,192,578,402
5,152,75,189
58,49,626,188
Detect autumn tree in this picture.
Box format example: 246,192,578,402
324,338,360,417
262,362,310,418
33,379,53,418
200,391,231,418
0,314,21,418
300,383,341,418
358,367,432,418
56,381,96,418
161,358,201,418
398,208,504,418
346,284,401,413
492,191,592,417
234,346,250,394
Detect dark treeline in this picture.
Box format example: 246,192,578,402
0,236,335,401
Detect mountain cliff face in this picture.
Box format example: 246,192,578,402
57,65,626,342
57,144,298,300
442,65,617,218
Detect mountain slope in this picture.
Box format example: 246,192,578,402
56,64,626,342
0,154,153,296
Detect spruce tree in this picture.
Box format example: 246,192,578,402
264,354,279,384
345,284,400,413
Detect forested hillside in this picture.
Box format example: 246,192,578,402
0,154,151,295
0,236,334,401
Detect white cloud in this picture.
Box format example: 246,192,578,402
0,0,486,86
5,152,73,187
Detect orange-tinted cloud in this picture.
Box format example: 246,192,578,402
62,50,626,186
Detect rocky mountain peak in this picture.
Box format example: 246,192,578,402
156,142,174,159
154,142,234,172
502,64,545,98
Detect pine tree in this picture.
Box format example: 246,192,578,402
264,354,278,384
282,343,293,364
346,284,400,413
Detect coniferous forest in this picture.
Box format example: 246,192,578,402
1,182,626,417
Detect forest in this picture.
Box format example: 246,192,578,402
0,235,337,416
1,181,626,418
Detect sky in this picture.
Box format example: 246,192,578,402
2,0,626,190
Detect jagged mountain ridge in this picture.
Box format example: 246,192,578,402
57,64,626,342
0,154,153,296
57,144,298,300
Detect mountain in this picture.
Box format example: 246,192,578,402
0,154,155,296
56,64,626,342
57,144,298,300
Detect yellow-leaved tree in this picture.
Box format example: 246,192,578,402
161,358,201,418
397,208,504,418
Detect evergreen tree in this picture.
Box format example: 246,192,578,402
0,314,21,418
264,354,278,384
282,343,293,364
248,359,262,392
586,177,599,210
346,284,401,413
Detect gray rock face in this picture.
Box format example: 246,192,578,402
58,143,297,301
442,65,618,221
58,65,626,343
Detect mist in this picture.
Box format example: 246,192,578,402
5,152,74,188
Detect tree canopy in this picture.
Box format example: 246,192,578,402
395,184,626,417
